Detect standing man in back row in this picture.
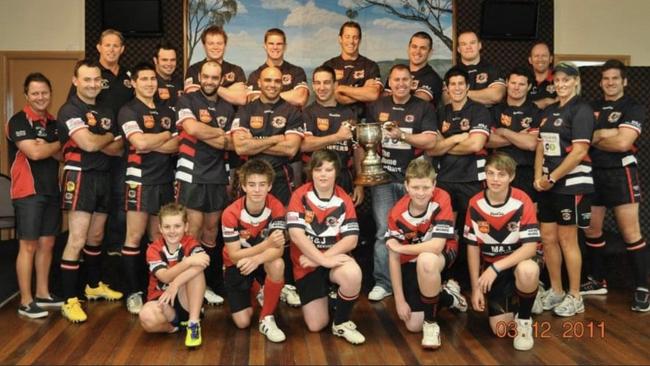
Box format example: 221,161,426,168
153,41,183,110
527,42,557,110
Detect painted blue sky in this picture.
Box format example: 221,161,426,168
189,0,452,75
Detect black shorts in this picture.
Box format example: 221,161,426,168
400,257,450,312
61,170,110,213
295,266,330,306
270,166,292,205
486,267,517,317
125,183,174,214
512,166,537,203
538,191,591,228
13,194,61,240
591,166,642,208
175,181,227,213
437,180,484,216
224,265,266,313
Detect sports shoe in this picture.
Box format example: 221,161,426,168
61,297,87,323
554,294,585,317
126,292,144,315
421,321,441,349
532,286,545,315
443,279,468,312
513,315,534,351
368,285,392,302
579,276,608,295
631,289,650,312
204,288,224,306
185,321,202,347
35,294,64,309
259,315,286,343
541,289,565,311
18,302,48,319
280,284,301,307
85,282,124,301
332,321,365,345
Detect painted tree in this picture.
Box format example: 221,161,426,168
187,0,238,62
345,0,453,51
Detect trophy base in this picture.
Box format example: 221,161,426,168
354,173,391,187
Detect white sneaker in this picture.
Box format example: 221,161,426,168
422,321,441,349
532,285,545,315
126,292,144,315
541,289,565,311
204,288,224,306
280,285,301,307
368,286,392,302
332,321,365,345
553,294,585,317
513,315,534,351
259,315,286,343
443,279,467,312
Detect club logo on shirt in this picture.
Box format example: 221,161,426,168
250,116,264,129
282,74,292,85
335,69,344,80
225,72,235,82
216,116,228,128
441,121,450,133
143,115,155,129
199,109,212,123
507,222,519,232
546,84,556,94
608,112,621,123
476,73,488,84
460,118,470,131
158,88,170,100
353,70,365,79
410,79,419,90
326,216,339,227
553,118,563,127
304,210,314,224
123,79,133,88
86,112,97,126
100,118,112,130
561,209,572,221
500,114,512,127
66,181,76,192
378,112,390,122
521,117,532,129
405,115,415,123
101,79,110,89
478,221,490,234
272,116,287,129
161,117,172,130
317,118,329,131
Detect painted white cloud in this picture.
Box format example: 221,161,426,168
372,17,421,31
285,26,341,67
337,0,361,8
260,0,301,10
227,30,266,71
284,1,348,27
236,0,248,14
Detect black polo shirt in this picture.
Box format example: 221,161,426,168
456,59,504,92
303,101,358,169
184,59,246,92
155,73,184,110
385,64,443,106
68,64,134,117
247,61,308,93
491,100,542,167
528,71,556,103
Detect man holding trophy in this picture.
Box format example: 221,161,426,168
362,64,438,301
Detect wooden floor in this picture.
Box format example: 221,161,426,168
1,290,649,365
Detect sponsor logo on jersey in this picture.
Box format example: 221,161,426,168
251,116,264,129
326,216,338,227
500,113,512,127
199,109,212,123
507,222,519,232
460,118,470,131
379,112,390,122
100,118,112,130
282,74,292,85
143,115,155,129
476,72,488,84
66,181,76,192
272,116,287,129
317,118,329,131
86,112,97,126
478,221,490,234
608,111,621,123
158,88,170,100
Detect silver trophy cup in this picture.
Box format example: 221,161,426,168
354,123,390,186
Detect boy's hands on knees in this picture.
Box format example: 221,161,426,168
471,289,485,312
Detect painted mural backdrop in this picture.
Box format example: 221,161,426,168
187,0,453,80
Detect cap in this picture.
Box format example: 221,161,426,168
553,62,580,76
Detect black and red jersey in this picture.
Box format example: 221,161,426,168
323,54,382,88
491,100,541,167
528,71,556,103
303,102,358,168
456,59,504,93
437,99,492,183
184,59,246,92
146,235,204,301
385,64,443,106
118,98,176,185
366,95,437,181
538,96,595,194
174,91,235,184
231,98,304,170
6,106,59,199
590,95,644,168
155,73,183,109
287,182,359,280
221,194,287,267
68,64,133,117
57,94,118,172
247,61,308,93
464,188,541,263
386,188,456,264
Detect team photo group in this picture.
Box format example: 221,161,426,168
6,18,648,354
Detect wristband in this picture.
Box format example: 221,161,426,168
490,263,500,274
